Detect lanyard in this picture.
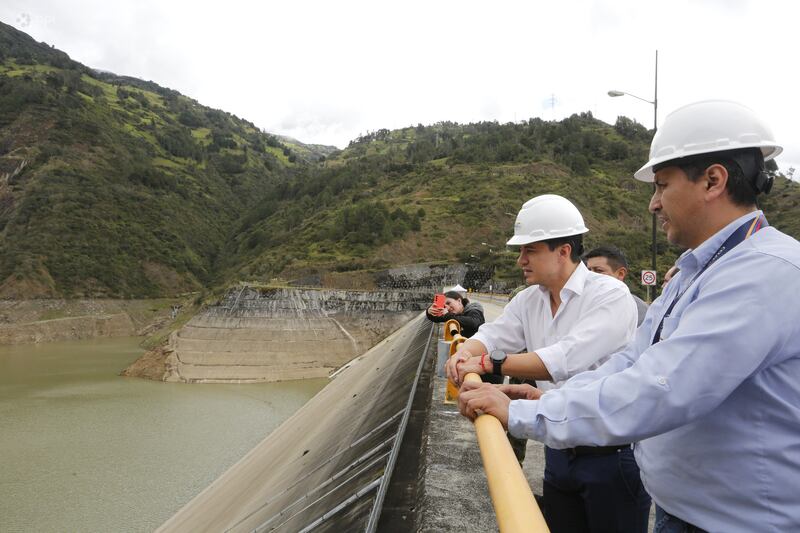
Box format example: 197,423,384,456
651,214,768,345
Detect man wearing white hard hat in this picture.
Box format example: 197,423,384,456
457,101,800,532
445,194,648,532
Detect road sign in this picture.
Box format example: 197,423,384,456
641,270,657,286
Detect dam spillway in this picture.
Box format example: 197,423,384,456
158,312,435,532
161,287,428,383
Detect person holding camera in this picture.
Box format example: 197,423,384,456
427,291,502,384
426,290,485,337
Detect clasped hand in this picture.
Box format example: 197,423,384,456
457,381,544,430
444,349,485,386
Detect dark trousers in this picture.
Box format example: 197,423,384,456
542,446,651,533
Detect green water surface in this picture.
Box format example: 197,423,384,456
0,337,327,532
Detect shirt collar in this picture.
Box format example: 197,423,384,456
676,210,763,278
535,261,588,299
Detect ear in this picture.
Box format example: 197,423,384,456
704,163,729,201
615,267,628,281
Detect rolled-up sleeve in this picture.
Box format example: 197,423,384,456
535,287,637,384
471,296,527,355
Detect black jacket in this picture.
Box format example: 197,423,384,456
425,301,485,338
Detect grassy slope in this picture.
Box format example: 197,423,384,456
0,22,315,298
221,119,800,299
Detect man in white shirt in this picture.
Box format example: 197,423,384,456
445,194,649,533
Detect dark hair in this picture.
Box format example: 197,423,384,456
653,148,765,207
541,234,584,263
583,245,628,270
444,291,468,305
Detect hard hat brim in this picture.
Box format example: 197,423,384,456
506,228,588,246
506,234,537,246
634,144,783,182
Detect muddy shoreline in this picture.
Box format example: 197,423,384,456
0,298,189,346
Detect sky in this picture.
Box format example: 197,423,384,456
2,0,799,174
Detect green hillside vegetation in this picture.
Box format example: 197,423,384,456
221,118,661,295
2,21,798,300
0,21,332,298
222,116,799,298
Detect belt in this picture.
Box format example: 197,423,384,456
564,444,631,457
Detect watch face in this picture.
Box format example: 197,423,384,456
490,349,507,363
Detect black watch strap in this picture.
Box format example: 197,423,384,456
490,350,506,376
492,358,503,376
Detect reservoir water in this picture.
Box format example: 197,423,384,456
0,337,327,532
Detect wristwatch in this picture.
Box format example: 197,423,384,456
490,349,507,377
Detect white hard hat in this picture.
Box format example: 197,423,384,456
506,194,589,246
634,100,782,182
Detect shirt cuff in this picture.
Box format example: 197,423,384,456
535,344,568,383
508,399,539,440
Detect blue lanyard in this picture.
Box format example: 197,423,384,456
651,214,768,345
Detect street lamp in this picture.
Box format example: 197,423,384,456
608,50,659,302
480,243,497,297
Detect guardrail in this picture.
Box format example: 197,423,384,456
441,320,550,533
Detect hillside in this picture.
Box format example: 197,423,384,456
219,117,800,297
0,21,332,298
2,21,798,300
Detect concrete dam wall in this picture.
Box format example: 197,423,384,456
158,313,435,532
162,287,429,383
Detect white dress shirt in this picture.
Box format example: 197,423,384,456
471,261,637,392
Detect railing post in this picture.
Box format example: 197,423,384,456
443,320,463,404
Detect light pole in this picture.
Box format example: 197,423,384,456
480,243,496,297
608,49,658,302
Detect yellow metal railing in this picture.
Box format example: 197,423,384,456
464,371,549,532
444,319,463,403
441,320,549,532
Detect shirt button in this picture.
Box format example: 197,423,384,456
657,377,668,386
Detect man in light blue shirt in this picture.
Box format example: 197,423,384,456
458,100,800,532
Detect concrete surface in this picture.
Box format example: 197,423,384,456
157,314,435,532
161,287,426,383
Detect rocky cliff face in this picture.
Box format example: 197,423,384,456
127,287,429,383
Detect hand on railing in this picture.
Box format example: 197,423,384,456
444,349,471,386
457,381,544,428
457,379,510,427
455,378,550,532
448,354,484,387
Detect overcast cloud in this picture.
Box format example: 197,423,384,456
2,0,798,173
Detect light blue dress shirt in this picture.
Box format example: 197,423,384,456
508,211,800,532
